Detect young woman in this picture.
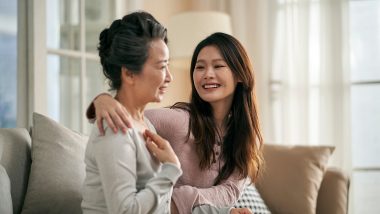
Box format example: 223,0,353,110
87,32,263,214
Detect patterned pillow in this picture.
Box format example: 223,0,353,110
235,185,271,214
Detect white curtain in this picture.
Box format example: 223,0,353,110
202,0,351,169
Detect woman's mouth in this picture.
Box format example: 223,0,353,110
159,86,168,93
202,84,221,89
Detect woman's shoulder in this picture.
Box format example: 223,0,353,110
145,106,190,121
145,106,190,135
89,120,136,143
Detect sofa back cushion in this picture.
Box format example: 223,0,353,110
21,113,88,214
0,128,31,214
256,144,334,214
316,168,350,214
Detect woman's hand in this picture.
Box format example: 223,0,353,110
93,93,132,135
144,129,181,168
230,208,253,214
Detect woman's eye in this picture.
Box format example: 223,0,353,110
195,65,204,70
215,65,225,69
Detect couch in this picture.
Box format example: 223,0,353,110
0,113,350,214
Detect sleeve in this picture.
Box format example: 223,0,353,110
145,108,189,140
86,102,96,122
145,108,175,134
192,205,232,214
172,174,248,214
92,128,182,214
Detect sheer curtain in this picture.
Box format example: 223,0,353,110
225,0,351,169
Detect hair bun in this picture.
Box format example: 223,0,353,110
98,19,124,66
98,28,110,66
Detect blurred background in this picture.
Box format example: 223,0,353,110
0,0,379,213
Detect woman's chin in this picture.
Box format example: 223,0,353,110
152,96,164,103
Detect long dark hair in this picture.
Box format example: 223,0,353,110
98,11,167,90
173,32,263,185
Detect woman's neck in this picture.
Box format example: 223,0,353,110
115,90,146,122
211,101,232,132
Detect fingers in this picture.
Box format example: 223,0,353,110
239,208,252,214
104,112,117,134
96,117,105,136
117,107,132,129
144,130,180,167
144,129,167,148
114,106,132,132
96,111,118,135
93,94,132,134
145,136,159,155
230,208,252,214
96,111,114,135
144,130,163,157
110,110,127,134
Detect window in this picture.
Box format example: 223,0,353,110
0,0,17,127
267,1,330,146
265,0,380,211
46,0,116,134
349,0,380,213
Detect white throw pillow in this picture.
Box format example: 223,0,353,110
22,113,88,214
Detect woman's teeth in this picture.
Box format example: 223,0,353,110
203,84,220,89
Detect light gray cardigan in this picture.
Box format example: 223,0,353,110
81,120,182,214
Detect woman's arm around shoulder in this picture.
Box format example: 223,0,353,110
171,173,248,214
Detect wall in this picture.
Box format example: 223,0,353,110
141,0,194,108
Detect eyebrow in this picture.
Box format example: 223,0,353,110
196,59,225,63
156,59,169,64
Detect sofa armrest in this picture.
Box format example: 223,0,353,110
0,128,32,214
316,167,350,214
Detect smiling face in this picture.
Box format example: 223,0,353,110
133,39,172,103
192,45,238,108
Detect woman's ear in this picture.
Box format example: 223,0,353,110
235,76,243,83
121,66,134,84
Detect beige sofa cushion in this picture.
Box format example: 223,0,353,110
22,113,88,214
316,168,350,214
256,144,334,214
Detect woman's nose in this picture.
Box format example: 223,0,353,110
203,67,215,79
165,65,173,82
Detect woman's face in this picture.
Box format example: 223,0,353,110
193,45,238,108
134,39,172,103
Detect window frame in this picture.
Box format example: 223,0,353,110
20,0,135,132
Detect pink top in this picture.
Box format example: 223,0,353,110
145,108,246,214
